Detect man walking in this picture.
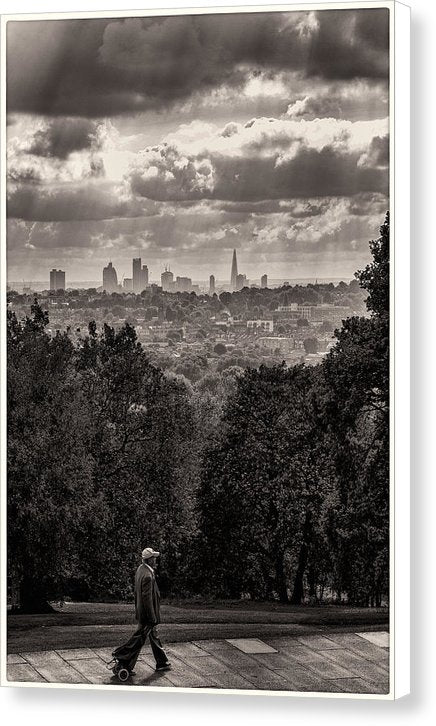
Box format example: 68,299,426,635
111,547,171,677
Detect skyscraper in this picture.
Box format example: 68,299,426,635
230,249,238,291
50,269,65,291
236,273,247,291
142,264,149,288
132,258,142,293
161,268,174,292
175,276,192,292
209,274,215,295
133,258,149,293
102,262,118,292
261,274,268,289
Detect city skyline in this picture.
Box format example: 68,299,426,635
7,9,389,283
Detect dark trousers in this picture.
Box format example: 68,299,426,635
112,624,168,671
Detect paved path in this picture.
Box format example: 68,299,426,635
6,631,390,695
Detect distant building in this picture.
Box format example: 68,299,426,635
123,277,133,291
261,274,268,289
161,268,174,292
247,319,274,333
277,303,298,312
133,258,148,293
50,269,65,291
277,303,311,320
309,305,351,322
236,273,247,291
230,249,238,291
102,262,118,293
209,274,215,295
175,276,192,293
132,258,141,293
259,336,295,354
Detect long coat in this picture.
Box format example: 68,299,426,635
134,563,161,625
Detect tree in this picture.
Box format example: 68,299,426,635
214,342,227,355
356,212,389,318
198,364,331,602
320,212,390,605
75,322,199,598
7,302,96,611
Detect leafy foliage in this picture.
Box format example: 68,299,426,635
7,215,390,609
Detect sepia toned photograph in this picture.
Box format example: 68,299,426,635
3,2,393,697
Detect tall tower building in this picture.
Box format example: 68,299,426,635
261,274,268,289
161,268,174,292
50,269,66,291
132,257,142,293
103,262,118,293
209,274,215,295
236,273,247,291
230,249,238,291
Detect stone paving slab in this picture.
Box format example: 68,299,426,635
356,631,389,648
282,644,355,680
164,667,216,689
326,633,390,667
92,647,116,662
296,635,343,650
20,650,88,684
264,635,311,648
249,650,306,670
322,647,390,685
226,638,278,654
68,657,112,684
166,642,210,659
7,663,47,682
237,666,293,691
192,639,235,651
274,666,346,693
177,653,231,676
7,630,390,695
329,678,380,694
209,672,257,689
210,649,262,671
56,648,97,661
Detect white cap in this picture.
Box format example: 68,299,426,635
142,547,160,560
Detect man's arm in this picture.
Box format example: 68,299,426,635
140,573,157,624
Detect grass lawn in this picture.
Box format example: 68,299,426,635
7,599,389,654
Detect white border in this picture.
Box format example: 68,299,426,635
0,0,410,701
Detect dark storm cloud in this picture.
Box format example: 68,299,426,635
7,9,389,117
127,142,388,203
360,134,389,168
305,9,389,80
26,119,102,159
212,147,388,200
7,183,157,222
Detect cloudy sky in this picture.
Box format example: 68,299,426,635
6,7,389,284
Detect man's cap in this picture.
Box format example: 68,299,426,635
142,547,160,560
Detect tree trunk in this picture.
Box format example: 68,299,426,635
290,511,312,605
275,553,289,603
308,565,317,603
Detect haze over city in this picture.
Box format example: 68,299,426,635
6,8,388,285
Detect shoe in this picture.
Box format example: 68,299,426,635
155,662,171,672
